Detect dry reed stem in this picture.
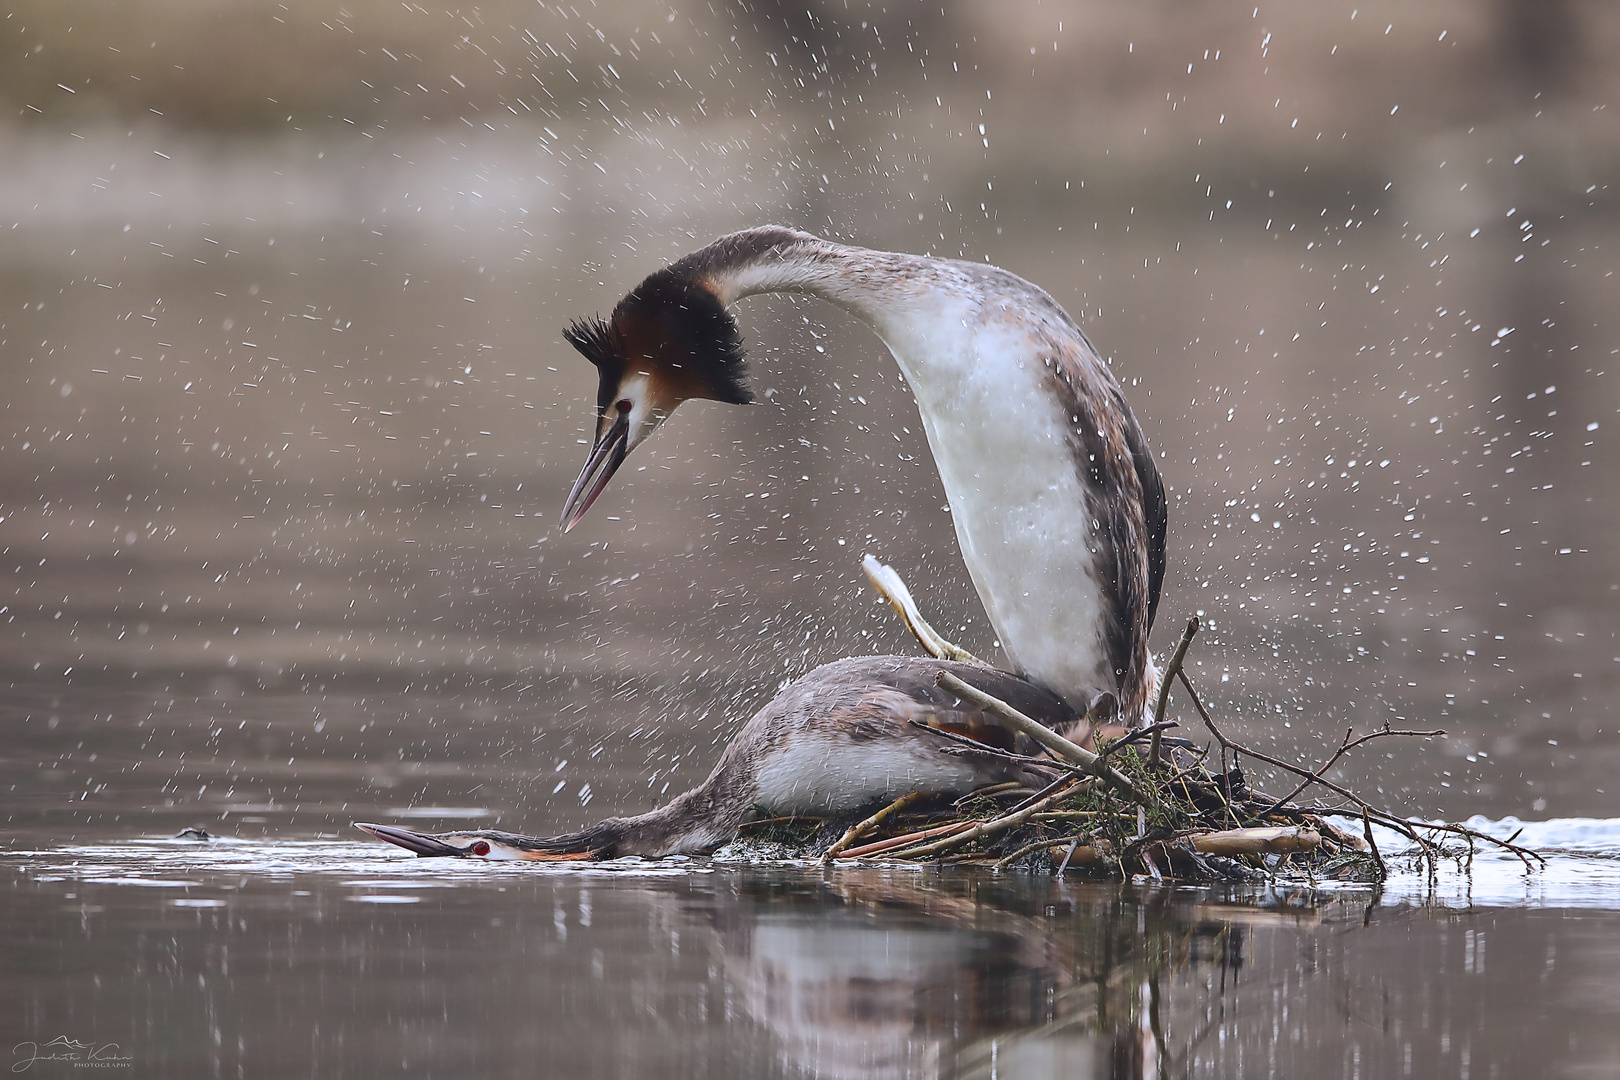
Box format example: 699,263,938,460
836,820,975,860
821,790,931,863
875,782,1083,860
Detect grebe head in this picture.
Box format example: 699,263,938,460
354,822,588,860
560,267,753,531
355,822,499,857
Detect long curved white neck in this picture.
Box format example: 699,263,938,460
700,235,1124,714
707,238,980,418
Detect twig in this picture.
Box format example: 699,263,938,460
994,834,1095,870
1178,667,1478,876
1056,836,1084,875
821,791,931,863
954,781,1026,805
1098,721,1181,763
1361,805,1386,880
999,772,1094,817
1183,672,1376,812
1307,814,1369,853
1150,616,1200,763
936,671,1148,802
1287,807,1543,870
910,720,1077,778
1172,670,1241,829
1257,724,1445,817
1180,674,1542,875
877,781,1083,860
1394,816,1543,872
861,554,988,665
835,820,975,860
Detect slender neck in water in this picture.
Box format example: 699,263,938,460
604,746,757,856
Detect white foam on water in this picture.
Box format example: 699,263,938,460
1353,815,1620,909
346,895,422,904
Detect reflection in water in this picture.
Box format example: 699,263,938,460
15,841,1620,1078
711,875,1251,1080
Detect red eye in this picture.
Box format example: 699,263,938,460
471,840,491,856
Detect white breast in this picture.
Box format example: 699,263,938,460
873,300,1113,711
724,240,1122,712
750,727,994,814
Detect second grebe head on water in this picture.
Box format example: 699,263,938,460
357,655,1093,861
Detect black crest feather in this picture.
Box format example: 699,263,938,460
563,315,631,418
619,268,753,405
562,315,620,370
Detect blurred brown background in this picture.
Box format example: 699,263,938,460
1,0,1616,833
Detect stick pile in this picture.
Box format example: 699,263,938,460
733,561,1544,884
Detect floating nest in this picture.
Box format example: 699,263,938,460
735,568,1544,885
731,725,1538,883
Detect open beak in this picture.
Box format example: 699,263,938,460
560,406,630,532
355,822,476,858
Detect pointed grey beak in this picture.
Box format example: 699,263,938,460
356,822,480,858
560,405,631,532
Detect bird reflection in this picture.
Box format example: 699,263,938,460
680,873,1271,1080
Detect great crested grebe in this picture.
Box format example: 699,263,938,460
558,227,1167,721
356,654,1082,860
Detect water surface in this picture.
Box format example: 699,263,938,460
8,827,1620,1079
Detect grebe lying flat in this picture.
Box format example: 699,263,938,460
558,228,1167,720
356,655,1084,860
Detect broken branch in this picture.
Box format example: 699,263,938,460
1150,616,1200,763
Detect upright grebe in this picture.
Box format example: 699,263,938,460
356,655,1081,860
558,228,1167,721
